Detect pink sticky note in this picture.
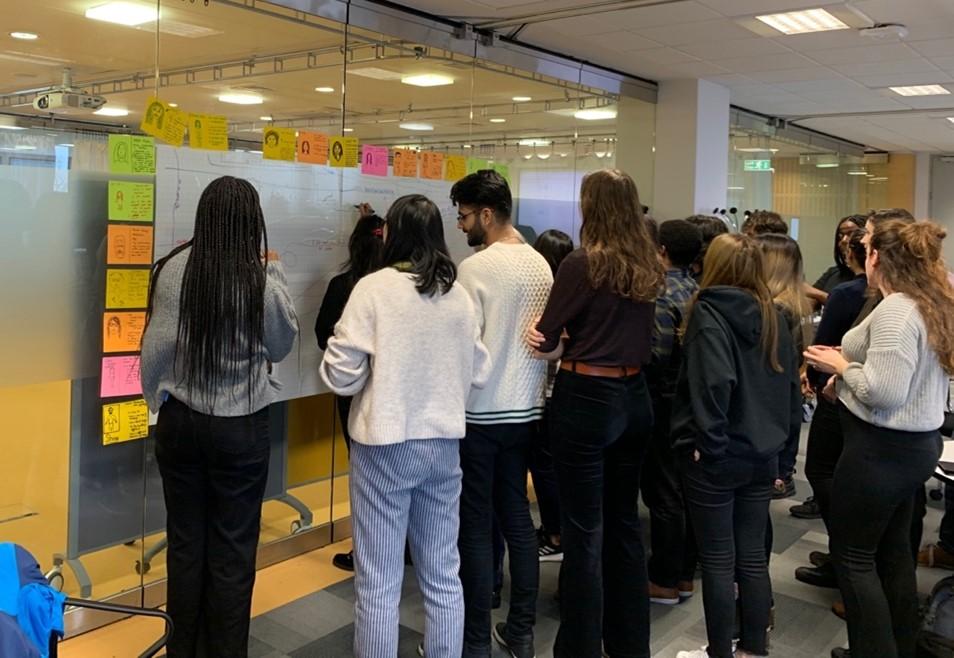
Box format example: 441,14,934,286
361,145,388,177
101,355,143,398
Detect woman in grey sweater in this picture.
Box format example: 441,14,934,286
806,220,954,658
140,176,298,658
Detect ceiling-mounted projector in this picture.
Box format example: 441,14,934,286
859,24,909,40
31,68,107,114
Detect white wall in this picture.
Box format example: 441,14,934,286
930,156,954,267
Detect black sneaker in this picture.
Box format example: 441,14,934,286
538,529,563,562
831,648,850,658
772,475,796,500
810,551,831,568
332,550,354,571
790,496,821,519
493,622,535,658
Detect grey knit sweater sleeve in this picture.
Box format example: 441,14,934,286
140,248,300,417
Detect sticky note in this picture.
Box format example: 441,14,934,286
445,155,467,182
422,152,444,180
393,149,419,177
493,164,511,183
109,181,154,222
140,97,186,147
101,355,143,398
106,269,150,309
263,127,297,161
103,399,149,445
298,131,329,165
188,113,229,151
109,135,156,175
329,137,359,168
103,312,146,353
361,145,388,177
467,158,489,175
107,225,153,265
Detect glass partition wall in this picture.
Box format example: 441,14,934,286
0,0,654,639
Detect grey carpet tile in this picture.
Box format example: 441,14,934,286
265,590,357,642
288,623,423,658
250,615,315,655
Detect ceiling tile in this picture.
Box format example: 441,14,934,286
710,51,817,73
632,19,757,45
745,67,846,83
524,16,628,37
630,47,700,66
909,38,954,58
831,58,941,77
808,43,920,65
929,56,954,72
696,0,843,17
675,37,790,61
659,61,732,78
606,1,723,30
853,71,954,87
773,78,859,93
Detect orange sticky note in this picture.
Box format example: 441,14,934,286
393,149,419,177
103,312,147,353
298,131,329,164
422,152,444,180
107,225,153,265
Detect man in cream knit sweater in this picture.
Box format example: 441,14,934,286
451,171,553,658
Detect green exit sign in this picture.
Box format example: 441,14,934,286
744,159,772,171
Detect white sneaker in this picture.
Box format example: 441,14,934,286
676,650,713,658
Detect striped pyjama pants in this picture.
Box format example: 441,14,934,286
350,438,464,658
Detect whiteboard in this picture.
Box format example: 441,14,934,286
155,146,468,399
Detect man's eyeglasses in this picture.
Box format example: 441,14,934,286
457,210,478,224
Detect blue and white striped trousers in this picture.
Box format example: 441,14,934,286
350,438,464,658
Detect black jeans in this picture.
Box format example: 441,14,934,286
831,407,941,658
940,483,954,554
683,455,776,658
459,422,539,654
550,370,653,658
155,397,270,658
641,395,696,588
804,396,843,529
529,404,561,538
336,395,353,450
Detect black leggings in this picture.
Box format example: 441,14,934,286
830,406,941,658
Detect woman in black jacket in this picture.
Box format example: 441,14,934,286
314,203,383,571
672,233,802,658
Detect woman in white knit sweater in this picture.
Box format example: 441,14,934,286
320,195,491,658
806,220,954,658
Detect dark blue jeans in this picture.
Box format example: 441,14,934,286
683,454,776,658
529,404,561,538
458,422,539,654
550,370,653,658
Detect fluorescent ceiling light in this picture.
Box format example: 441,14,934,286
85,2,158,26
870,176,889,181
399,122,434,131
728,186,745,190
59,143,74,147
350,67,403,81
518,139,551,146
816,163,839,168
14,145,36,151
249,150,263,154
948,117,954,123
463,144,472,149
94,107,130,117
890,85,949,96
343,128,354,132
218,91,264,105
168,103,178,107
575,108,617,121
735,147,779,153
512,96,532,102
401,74,454,87
260,116,273,121
314,86,335,93
755,8,849,35
489,118,507,124
10,32,38,40
0,125,26,131
847,170,868,175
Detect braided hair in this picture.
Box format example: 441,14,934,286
146,176,268,412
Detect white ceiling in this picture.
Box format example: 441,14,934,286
390,0,954,152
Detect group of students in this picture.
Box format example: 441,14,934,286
138,170,954,658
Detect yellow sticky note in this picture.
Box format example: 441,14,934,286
103,399,149,445
188,113,229,151
109,181,154,222
445,155,467,182
106,269,150,309
263,128,297,161
329,137,359,168
140,98,186,147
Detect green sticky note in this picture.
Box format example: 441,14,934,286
492,164,510,183
130,136,156,174
109,181,155,222
467,158,489,175
109,135,132,174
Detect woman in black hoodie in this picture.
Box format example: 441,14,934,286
672,233,802,658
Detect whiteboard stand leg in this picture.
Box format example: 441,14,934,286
276,494,313,534
54,553,93,599
137,538,168,575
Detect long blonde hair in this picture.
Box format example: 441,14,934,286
579,169,664,301
871,220,954,374
754,233,813,349
697,233,783,372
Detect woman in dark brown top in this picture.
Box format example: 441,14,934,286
528,168,663,658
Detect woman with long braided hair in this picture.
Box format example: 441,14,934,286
141,176,298,658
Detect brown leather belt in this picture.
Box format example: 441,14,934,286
560,360,641,378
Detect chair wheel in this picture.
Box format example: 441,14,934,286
135,560,151,575
931,489,944,501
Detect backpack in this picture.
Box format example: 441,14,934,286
919,576,954,657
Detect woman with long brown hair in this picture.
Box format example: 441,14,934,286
527,169,662,658
806,220,954,658
671,234,802,658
